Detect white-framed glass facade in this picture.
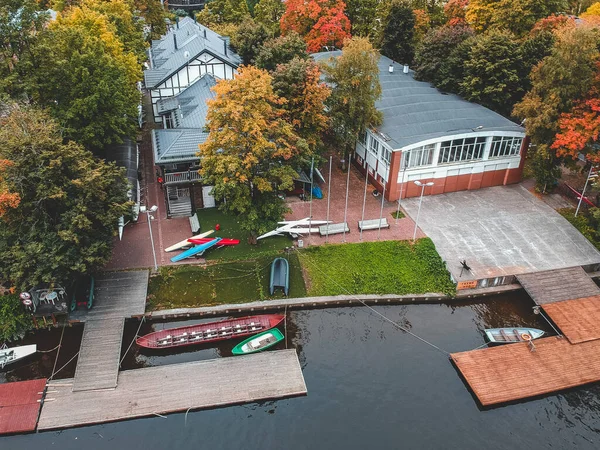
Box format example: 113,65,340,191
438,137,487,164
489,136,522,158
381,147,391,166
359,130,367,145
369,136,379,156
402,144,435,169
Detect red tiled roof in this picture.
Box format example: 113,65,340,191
0,379,47,435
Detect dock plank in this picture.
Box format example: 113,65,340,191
451,336,600,406
542,295,600,344
38,350,306,430
72,318,124,392
516,266,600,305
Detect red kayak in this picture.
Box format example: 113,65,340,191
188,237,240,246
136,314,284,349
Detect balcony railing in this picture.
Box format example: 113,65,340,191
164,170,201,185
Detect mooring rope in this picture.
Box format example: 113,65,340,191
294,249,450,356
49,325,66,380
48,351,79,381
120,316,145,367
37,343,61,353
284,304,288,349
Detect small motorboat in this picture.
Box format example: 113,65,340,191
270,257,289,296
232,329,285,355
136,314,285,349
484,328,545,344
0,344,37,369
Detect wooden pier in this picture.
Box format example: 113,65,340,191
454,265,600,406
38,350,306,430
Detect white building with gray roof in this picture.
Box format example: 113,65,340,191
313,51,528,201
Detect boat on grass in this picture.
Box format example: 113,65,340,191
0,344,37,369
136,314,285,349
484,328,545,344
170,238,222,262
232,328,285,355
270,257,289,296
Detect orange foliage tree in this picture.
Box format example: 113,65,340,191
552,63,600,163
444,0,468,26
0,160,20,217
280,0,351,52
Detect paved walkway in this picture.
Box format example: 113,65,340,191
401,184,600,281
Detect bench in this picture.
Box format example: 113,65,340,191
319,222,350,236
358,218,390,231
189,214,200,234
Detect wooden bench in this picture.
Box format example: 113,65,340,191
319,222,350,236
189,214,200,234
358,218,390,231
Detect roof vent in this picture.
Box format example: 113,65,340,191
173,33,178,51
403,65,409,74
389,62,394,73
203,29,207,39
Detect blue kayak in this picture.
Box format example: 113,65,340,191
312,186,323,199
170,238,222,263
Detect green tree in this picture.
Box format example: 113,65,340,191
381,1,416,64
254,32,308,71
272,57,331,155
230,17,269,64
513,26,600,189
26,7,141,152
0,0,48,96
345,0,379,37
198,66,307,240
0,294,33,341
196,0,250,29
0,104,131,290
134,0,169,39
322,37,382,159
414,24,474,88
254,0,285,36
460,31,526,116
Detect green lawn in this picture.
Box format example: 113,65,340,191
147,252,306,310
195,208,293,261
299,239,456,297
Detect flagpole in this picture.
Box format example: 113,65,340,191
343,154,351,243
576,163,595,217
325,156,332,243
309,157,314,242
396,157,406,224
378,167,387,240
360,163,368,242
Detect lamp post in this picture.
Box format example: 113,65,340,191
412,181,434,241
140,205,158,272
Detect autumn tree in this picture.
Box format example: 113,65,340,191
254,0,285,36
514,26,600,189
254,32,308,71
0,104,131,290
466,0,567,37
580,1,600,15
444,0,468,25
381,1,416,64
134,0,169,39
413,24,474,92
230,18,269,64
26,7,141,152
321,37,382,161
0,159,20,217
198,66,308,239
280,0,351,52
272,57,331,154
0,0,48,96
460,31,527,116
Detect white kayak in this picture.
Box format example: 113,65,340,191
0,344,37,369
165,230,214,252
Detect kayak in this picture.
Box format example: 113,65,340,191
188,237,240,246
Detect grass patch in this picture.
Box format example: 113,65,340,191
195,208,293,261
391,210,405,219
299,239,456,297
558,207,600,250
147,252,306,310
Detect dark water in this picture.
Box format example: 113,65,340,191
4,291,600,449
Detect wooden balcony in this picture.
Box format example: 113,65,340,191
164,171,201,185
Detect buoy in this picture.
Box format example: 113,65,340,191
521,333,532,341
215,223,220,231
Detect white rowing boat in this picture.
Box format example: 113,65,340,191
0,344,37,369
165,230,215,252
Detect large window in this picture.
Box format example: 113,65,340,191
359,130,367,145
438,137,486,164
489,136,522,158
369,136,380,156
381,146,391,166
402,144,435,169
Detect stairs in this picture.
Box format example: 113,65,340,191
166,186,192,217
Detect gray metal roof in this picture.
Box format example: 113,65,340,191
312,51,524,150
152,74,217,164
104,137,138,202
144,17,241,88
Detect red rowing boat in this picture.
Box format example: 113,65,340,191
188,237,240,246
136,314,285,349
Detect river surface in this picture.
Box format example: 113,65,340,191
3,291,600,449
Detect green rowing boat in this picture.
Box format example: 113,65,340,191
231,328,285,355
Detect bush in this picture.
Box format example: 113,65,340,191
558,207,600,249
0,294,32,342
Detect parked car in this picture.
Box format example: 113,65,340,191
69,274,95,311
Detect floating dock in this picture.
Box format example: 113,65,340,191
0,379,46,435
38,349,306,430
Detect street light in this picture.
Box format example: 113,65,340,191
412,181,434,241
140,205,158,272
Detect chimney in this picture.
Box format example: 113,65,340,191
176,17,179,29
221,37,229,56
173,33,178,50
389,61,394,73
403,64,409,74
203,29,207,39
